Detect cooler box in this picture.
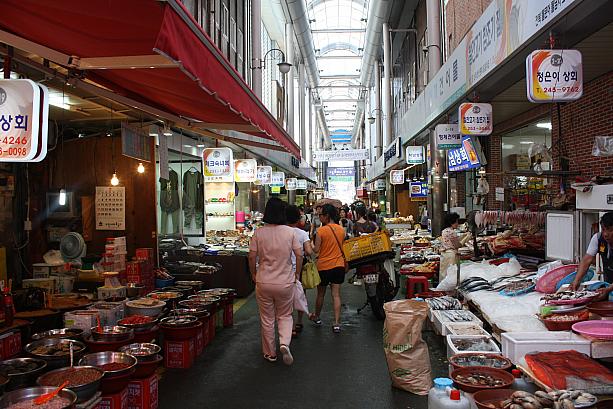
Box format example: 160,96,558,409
501,331,591,364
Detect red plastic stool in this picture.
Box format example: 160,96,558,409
406,276,429,299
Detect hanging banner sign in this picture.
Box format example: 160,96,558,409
410,181,428,201
285,178,297,190
448,136,482,172
270,171,285,187
0,79,49,162
312,149,369,162
296,179,308,190
384,138,402,167
390,170,405,185
203,147,233,182
459,103,492,135
234,159,257,182
255,166,272,185
435,124,462,149
375,179,386,190
526,49,583,102
405,146,425,164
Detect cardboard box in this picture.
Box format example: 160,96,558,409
128,374,158,409
164,339,195,369
98,387,128,409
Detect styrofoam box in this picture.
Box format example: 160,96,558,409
501,331,591,364
446,335,501,359
432,309,483,336
446,322,491,337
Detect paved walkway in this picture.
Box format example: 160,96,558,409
159,281,448,409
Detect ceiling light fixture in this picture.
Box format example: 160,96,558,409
536,122,552,130
110,172,119,186
137,162,145,174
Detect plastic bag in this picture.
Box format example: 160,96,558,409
383,300,432,395
293,282,308,313
301,261,320,289
592,135,613,157
476,176,490,195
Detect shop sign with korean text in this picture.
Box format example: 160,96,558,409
270,171,285,187
526,49,583,102
312,149,369,162
285,178,297,190
405,146,425,164
234,159,257,182
390,170,405,185
410,181,428,201
255,166,272,185
384,137,402,167
375,179,386,190
0,79,49,162
296,179,307,190
459,103,492,135
435,124,462,149
448,136,482,172
203,147,233,182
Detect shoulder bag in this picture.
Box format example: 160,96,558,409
328,225,349,272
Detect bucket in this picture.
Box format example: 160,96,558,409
160,321,203,341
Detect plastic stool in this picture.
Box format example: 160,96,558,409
407,276,429,299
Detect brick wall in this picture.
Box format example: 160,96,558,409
485,134,503,210
551,71,613,179
444,0,492,56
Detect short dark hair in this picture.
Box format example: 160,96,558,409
263,198,287,225
356,206,367,219
444,212,461,229
321,204,339,222
286,205,301,224
602,211,613,229
367,212,377,223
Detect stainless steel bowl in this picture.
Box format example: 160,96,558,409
31,328,84,341
0,358,47,391
172,308,209,318
79,352,137,378
160,315,199,327
176,281,204,290
0,386,77,408
90,326,134,342
37,366,103,403
118,343,161,362
25,339,86,370
117,316,158,332
125,299,165,317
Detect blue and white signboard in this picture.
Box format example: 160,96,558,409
448,136,482,172
409,181,428,201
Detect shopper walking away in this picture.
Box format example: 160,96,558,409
312,204,346,333
353,206,378,236
439,212,471,282
339,208,354,239
367,212,381,232
248,198,303,365
310,205,323,240
286,205,314,336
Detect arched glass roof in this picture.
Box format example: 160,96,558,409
307,0,369,136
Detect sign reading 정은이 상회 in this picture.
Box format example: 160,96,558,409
526,49,583,103
203,148,233,182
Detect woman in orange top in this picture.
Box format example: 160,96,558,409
312,204,346,333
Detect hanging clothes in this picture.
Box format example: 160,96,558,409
159,169,180,234
183,168,204,228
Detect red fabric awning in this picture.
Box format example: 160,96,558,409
0,0,300,158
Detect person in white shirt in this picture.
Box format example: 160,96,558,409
570,211,613,300
287,205,314,336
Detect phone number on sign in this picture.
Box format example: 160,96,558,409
542,86,580,93
0,147,28,156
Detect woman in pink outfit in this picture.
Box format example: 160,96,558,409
248,198,303,365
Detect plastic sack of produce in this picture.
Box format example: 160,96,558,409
383,300,432,395
525,350,613,394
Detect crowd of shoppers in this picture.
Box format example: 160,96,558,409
248,198,387,366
